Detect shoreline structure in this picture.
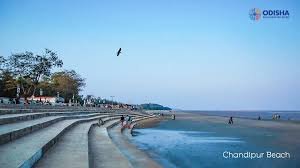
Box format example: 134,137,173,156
1,106,299,167
0,106,167,168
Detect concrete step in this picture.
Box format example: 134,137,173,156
34,117,121,168
0,111,100,125
0,108,101,115
108,117,161,168
88,120,133,168
119,116,151,132
0,111,147,125
0,113,107,145
129,116,155,129
122,116,156,135
0,115,120,168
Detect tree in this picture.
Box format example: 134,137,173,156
0,71,17,98
50,70,85,102
8,49,63,98
0,56,6,72
140,103,172,110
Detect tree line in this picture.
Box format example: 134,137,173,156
0,49,85,103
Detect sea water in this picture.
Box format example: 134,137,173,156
131,119,300,168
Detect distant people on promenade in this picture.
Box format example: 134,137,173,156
258,116,261,120
120,115,125,126
228,117,234,124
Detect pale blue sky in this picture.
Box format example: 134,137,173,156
0,0,299,110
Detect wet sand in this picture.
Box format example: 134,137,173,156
172,112,300,150
131,112,300,168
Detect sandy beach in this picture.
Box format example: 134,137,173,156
133,111,300,147
175,111,300,148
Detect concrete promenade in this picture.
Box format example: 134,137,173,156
0,106,160,168
108,121,161,168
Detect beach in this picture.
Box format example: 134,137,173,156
130,111,300,168
176,112,300,148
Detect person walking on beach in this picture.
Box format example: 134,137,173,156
228,117,233,124
120,115,125,126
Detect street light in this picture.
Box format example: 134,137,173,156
16,84,20,104
110,96,114,107
16,84,20,98
40,88,43,96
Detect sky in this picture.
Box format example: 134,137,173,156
0,0,299,110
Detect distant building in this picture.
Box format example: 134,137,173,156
30,96,65,104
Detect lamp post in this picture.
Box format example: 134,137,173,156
110,96,114,107
16,84,20,98
16,84,20,104
39,88,43,96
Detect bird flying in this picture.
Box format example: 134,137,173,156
117,48,121,56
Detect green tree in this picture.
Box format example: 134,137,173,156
50,70,85,102
0,56,5,72
0,71,17,98
8,49,63,98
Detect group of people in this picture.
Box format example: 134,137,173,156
228,114,283,124
272,114,281,120
97,115,133,128
120,115,133,129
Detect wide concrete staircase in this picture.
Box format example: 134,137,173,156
0,107,153,168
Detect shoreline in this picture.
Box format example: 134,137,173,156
127,111,300,167
174,111,300,130
132,112,300,145
179,110,300,122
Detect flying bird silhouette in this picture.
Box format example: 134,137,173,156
117,48,122,56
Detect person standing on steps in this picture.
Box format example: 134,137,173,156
120,115,125,126
127,116,133,129
98,118,104,126
124,115,129,128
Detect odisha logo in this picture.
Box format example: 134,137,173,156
249,8,290,21
249,8,261,21
262,10,289,18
